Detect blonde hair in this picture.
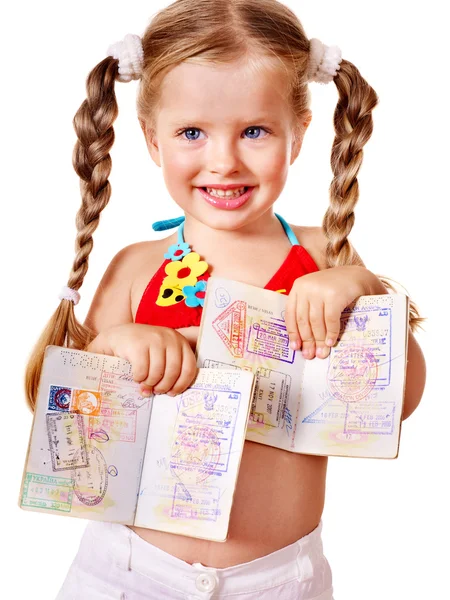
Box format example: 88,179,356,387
24,0,425,412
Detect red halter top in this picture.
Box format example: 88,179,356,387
135,214,319,329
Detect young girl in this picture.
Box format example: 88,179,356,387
24,1,426,598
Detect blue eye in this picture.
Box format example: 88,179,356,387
245,126,269,140
178,128,203,142
176,126,271,143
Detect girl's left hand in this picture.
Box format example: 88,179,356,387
284,265,376,360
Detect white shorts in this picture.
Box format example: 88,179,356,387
55,519,334,600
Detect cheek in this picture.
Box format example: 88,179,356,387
161,145,197,179
256,150,290,185
161,149,197,199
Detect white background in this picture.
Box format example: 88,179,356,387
2,1,448,598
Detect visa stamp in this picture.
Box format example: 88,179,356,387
212,300,247,358
171,386,240,477
327,345,379,403
246,317,295,364
170,424,221,484
21,472,73,512
344,401,395,435
252,367,291,427
71,446,108,506
87,407,137,442
48,385,72,412
46,413,89,471
99,370,146,409
339,306,393,387
202,359,253,373
171,483,221,521
214,287,231,309
70,388,102,416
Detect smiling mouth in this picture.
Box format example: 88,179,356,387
197,186,254,210
200,187,249,194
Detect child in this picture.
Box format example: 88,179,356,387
24,1,426,598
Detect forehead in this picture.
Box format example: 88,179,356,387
157,60,292,125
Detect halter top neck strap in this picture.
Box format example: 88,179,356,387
152,213,300,246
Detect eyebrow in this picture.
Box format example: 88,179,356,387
169,116,280,126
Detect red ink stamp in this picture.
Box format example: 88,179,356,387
212,300,246,358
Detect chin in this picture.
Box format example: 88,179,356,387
190,207,268,232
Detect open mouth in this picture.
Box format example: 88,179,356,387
197,186,254,209
201,187,249,194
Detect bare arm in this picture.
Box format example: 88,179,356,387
83,244,137,338
175,326,199,351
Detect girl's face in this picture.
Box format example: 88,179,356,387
142,59,311,231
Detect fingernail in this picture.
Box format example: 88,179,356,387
326,338,334,347
290,340,299,350
302,348,312,358
316,347,323,357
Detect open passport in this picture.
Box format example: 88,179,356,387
196,277,410,460
19,276,409,540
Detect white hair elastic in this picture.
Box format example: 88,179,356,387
307,38,342,84
58,286,81,306
107,33,144,82
105,34,341,85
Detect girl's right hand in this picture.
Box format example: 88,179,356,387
86,324,198,397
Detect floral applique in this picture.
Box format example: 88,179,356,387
156,247,209,308
164,252,208,288
156,285,186,307
183,280,207,307
164,242,191,261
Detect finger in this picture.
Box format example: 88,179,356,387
309,301,328,359
144,344,167,391
131,350,150,385
168,341,198,396
296,299,316,359
152,342,183,395
323,303,342,350
284,290,302,350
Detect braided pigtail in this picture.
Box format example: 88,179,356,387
24,57,120,412
322,58,425,333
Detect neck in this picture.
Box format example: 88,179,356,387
182,209,287,257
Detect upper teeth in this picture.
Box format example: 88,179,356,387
206,187,246,198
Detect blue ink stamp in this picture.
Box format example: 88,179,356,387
215,287,231,309
344,401,395,435
48,385,72,412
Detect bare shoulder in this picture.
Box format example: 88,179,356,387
291,225,329,271
290,224,366,270
84,237,170,335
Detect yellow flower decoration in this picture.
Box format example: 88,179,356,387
164,252,208,289
156,285,186,307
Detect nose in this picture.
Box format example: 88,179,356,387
207,136,241,176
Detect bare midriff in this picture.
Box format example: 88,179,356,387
128,443,327,568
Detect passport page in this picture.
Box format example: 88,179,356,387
196,277,409,459
19,346,152,523
134,368,255,541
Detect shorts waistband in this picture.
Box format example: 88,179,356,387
86,519,327,596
